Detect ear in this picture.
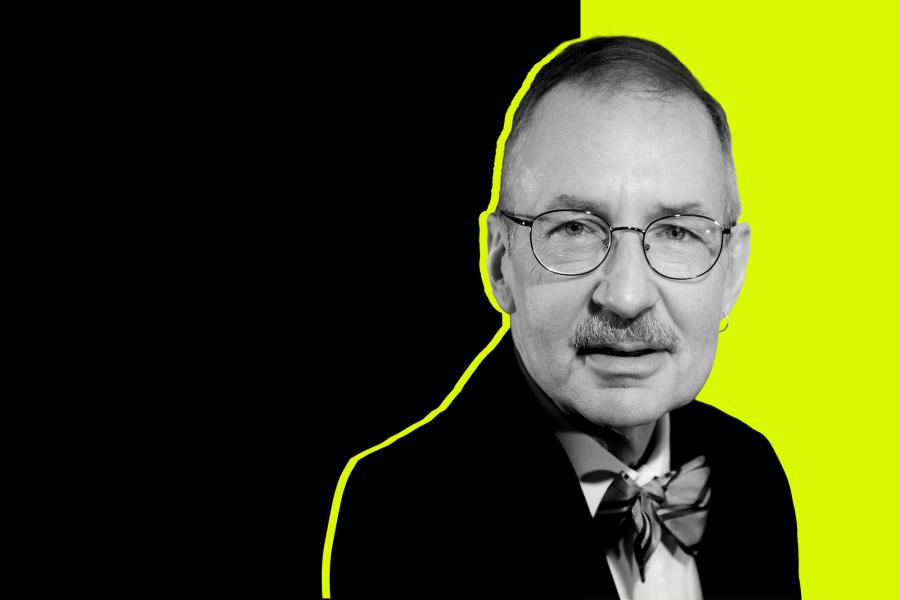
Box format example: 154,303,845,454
486,213,517,314
721,222,750,316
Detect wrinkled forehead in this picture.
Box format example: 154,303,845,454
508,84,728,221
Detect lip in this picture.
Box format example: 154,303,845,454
580,345,666,357
578,347,668,378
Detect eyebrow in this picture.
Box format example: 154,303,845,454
546,194,713,219
652,200,709,216
549,194,605,213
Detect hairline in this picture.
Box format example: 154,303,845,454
499,75,742,241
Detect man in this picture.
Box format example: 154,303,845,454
327,36,800,598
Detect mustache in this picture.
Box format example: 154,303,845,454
569,311,683,352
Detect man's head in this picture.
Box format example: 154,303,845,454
487,36,751,431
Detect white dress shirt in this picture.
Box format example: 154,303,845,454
555,414,703,600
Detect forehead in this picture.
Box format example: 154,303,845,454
510,84,727,220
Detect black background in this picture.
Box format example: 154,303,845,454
295,7,581,597
130,5,582,596
29,5,581,597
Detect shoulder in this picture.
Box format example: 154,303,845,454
333,333,557,540
673,398,759,436
329,342,525,595
334,341,516,515
345,334,541,483
671,399,779,464
670,400,793,507
673,399,795,527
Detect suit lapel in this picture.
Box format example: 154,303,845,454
473,334,620,598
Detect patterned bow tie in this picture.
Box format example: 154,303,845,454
594,455,711,581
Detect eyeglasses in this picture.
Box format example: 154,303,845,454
500,209,732,280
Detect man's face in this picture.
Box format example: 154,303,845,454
490,84,749,430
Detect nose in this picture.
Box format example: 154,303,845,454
591,228,659,319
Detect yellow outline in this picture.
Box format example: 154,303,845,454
321,37,583,598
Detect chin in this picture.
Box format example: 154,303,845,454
570,388,676,430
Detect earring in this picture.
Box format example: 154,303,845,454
719,314,729,333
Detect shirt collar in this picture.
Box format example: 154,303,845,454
556,414,670,487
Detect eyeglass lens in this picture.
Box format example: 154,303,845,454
530,211,724,278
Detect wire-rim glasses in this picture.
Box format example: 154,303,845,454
500,209,732,280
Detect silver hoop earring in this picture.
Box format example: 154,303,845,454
719,315,729,333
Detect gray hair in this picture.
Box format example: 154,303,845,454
500,36,741,227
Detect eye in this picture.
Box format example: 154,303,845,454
665,226,687,240
563,221,586,236
536,212,611,247
657,224,700,242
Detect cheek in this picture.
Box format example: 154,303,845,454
659,284,723,402
518,286,578,345
510,251,578,332
664,283,723,351
510,268,590,349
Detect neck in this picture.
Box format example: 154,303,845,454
580,419,657,468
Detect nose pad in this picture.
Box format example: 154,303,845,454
592,230,657,319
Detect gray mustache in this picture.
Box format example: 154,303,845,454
570,311,682,352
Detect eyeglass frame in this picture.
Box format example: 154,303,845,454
499,209,733,281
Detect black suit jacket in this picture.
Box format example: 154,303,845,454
330,333,800,598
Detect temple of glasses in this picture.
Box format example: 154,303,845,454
500,209,732,281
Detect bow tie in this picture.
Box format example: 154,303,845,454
594,455,711,581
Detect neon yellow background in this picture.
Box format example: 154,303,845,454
582,1,899,597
